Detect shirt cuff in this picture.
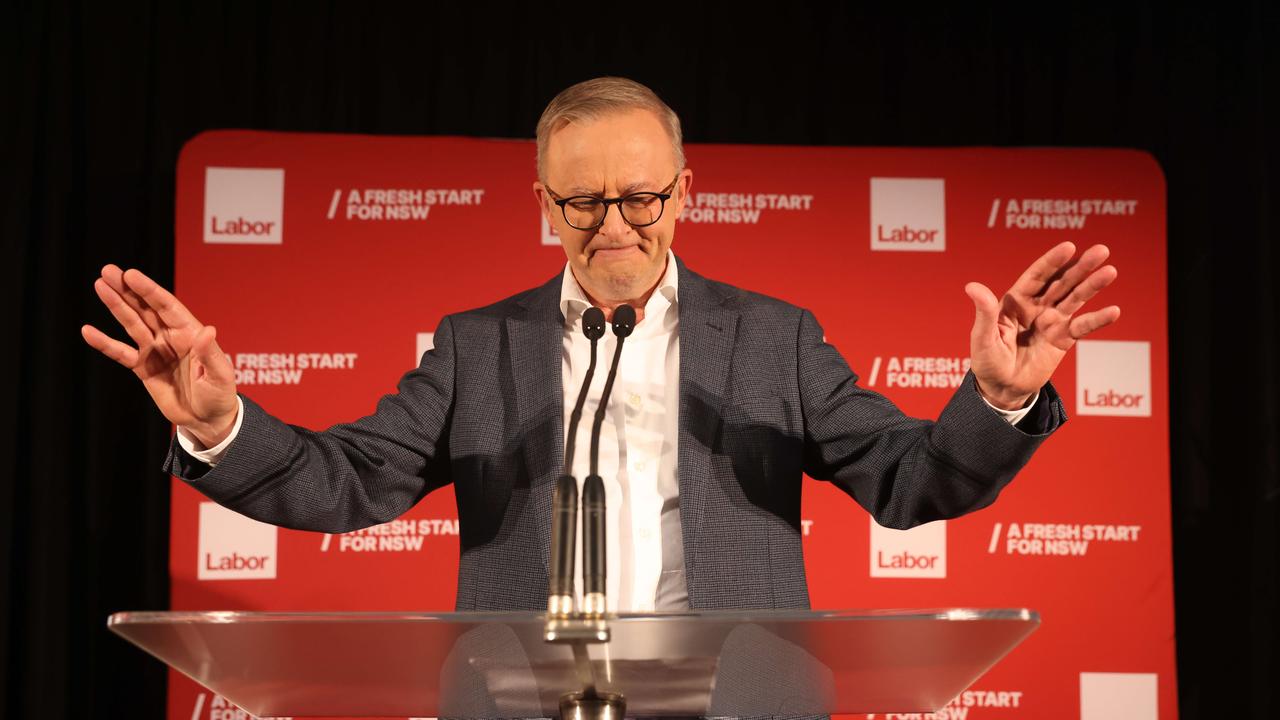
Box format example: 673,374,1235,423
981,389,1039,426
175,396,244,468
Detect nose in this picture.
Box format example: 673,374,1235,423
596,201,634,240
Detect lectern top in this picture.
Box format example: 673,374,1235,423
108,607,1038,717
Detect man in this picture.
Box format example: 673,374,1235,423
81,77,1119,613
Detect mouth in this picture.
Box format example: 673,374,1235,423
590,245,642,262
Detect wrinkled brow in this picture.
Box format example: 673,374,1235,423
566,180,656,196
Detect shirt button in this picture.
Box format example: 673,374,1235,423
628,393,642,409
638,528,653,540
634,460,646,472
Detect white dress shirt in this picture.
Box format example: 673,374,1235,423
179,250,1035,613
558,249,684,613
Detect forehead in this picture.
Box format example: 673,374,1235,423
544,109,676,191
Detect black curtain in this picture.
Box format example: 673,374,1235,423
2,2,1275,718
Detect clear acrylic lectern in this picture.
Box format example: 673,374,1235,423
108,608,1038,718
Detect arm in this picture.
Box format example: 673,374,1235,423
803,240,1118,527
82,263,458,535
163,316,459,534
798,308,1065,530
175,396,245,465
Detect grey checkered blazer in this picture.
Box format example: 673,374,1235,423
165,255,1064,611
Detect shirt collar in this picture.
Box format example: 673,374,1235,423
559,248,679,325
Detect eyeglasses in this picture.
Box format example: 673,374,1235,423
545,174,680,231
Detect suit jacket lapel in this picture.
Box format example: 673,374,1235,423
507,271,566,580
675,256,740,606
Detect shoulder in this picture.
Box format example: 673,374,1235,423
677,257,807,327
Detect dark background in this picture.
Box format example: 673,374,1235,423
2,2,1275,718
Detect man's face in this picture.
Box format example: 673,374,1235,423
534,109,692,304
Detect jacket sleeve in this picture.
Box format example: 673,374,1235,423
797,308,1065,529
161,315,459,534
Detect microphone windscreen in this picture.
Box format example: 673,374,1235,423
611,304,637,338
582,306,606,340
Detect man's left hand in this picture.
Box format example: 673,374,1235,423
965,242,1121,411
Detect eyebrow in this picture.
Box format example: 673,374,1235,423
567,180,656,196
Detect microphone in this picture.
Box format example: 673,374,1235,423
564,307,606,473
582,304,636,614
547,474,577,617
581,474,606,615
548,306,605,617
589,304,635,477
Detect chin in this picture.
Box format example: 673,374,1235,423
579,252,660,300
601,272,644,299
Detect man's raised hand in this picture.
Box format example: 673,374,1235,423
965,242,1121,411
81,265,239,447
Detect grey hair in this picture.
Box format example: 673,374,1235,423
535,76,685,181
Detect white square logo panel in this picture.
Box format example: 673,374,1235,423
541,213,560,246
870,177,946,252
416,332,435,367
1076,340,1152,417
1080,672,1157,720
869,520,946,578
204,166,285,244
197,502,277,580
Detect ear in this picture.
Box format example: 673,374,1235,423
532,180,557,226
671,168,693,217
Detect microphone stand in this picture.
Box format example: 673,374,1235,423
548,307,605,619
544,304,636,720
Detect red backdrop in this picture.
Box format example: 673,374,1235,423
170,131,1173,720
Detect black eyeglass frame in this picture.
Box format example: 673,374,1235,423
545,173,681,231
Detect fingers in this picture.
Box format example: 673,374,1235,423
100,264,163,334
121,267,198,330
1069,305,1122,339
1039,244,1110,306
192,325,235,384
81,324,140,368
1008,241,1076,298
1056,263,1118,316
93,277,154,348
964,281,1000,345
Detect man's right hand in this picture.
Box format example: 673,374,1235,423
81,264,239,448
